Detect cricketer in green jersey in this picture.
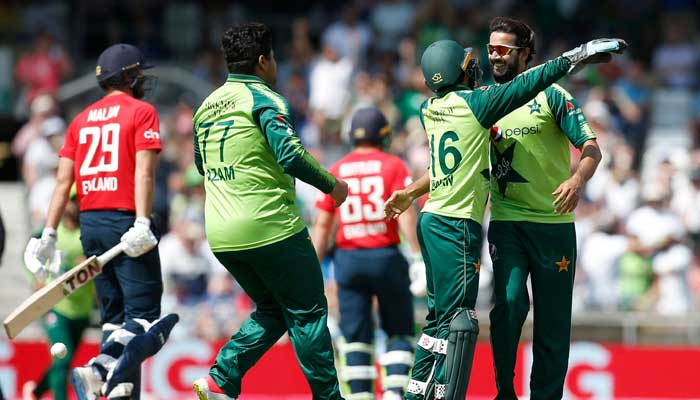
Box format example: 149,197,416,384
191,22,348,400
486,18,602,400
384,37,625,400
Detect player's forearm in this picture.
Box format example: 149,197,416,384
398,206,421,254
573,140,602,183
45,158,75,230
406,171,430,200
134,150,158,219
311,210,335,263
45,181,72,230
311,226,330,263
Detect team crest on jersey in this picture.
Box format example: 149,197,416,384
528,99,541,114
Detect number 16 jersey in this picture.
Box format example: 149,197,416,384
316,148,412,250
59,93,162,211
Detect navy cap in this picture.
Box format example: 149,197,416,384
96,43,153,82
350,107,391,144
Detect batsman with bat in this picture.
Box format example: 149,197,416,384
23,43,178,400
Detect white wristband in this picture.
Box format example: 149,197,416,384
135,217,151,227
41,227,57,240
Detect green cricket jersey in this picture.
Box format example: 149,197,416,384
420,57,570,223
53,224,93,319
489,83,595,223
193,74,336,252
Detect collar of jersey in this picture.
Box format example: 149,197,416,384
226,73,269,85
435,83,472,98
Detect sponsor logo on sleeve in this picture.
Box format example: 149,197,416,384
144,129,160,139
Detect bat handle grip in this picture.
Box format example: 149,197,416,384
97,242,127,266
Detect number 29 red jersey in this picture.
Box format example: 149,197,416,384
58,93,162,212
316,148,412,249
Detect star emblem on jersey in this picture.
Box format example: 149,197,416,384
473,260,481,274
528,99,541,114
491,143,527,197
556,256,570,272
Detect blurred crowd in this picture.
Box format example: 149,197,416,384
5,0,700,340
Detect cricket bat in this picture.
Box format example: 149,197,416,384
3,242,127,339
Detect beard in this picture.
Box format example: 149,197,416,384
491,58,522,84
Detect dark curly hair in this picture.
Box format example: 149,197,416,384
489,17,536,64
221,22,273,75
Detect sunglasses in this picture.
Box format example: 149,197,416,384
487,44,523,56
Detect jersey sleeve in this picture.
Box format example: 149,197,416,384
466,57,571,128
58,121,78,160
133,103,162,152
249,84,336,194
544,84,596,148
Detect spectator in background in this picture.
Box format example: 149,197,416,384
14,31,72,114
611,59,652,167
308,36,353,148
651,18,699,89
627,185,691,314
11,93,57,159
22,115,64,187
321,4,372,69
25,116,66,231
370,0,415,54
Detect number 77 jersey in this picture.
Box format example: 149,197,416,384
316,148,412,249
59,93,162,211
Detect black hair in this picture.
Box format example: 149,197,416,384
489,17,536,64
221,22,273,75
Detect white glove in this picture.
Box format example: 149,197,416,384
408,253,427,297
562,38,627,74
120,217,158,257
24,228,62,282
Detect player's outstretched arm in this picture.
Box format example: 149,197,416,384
469,38,626,128
384,171,429,220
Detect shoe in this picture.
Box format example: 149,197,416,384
71,366,103,400
193,375,236,400
22,380,37,400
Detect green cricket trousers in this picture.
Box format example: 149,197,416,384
488,221,576,400
211,228,342,400
406,212,482,400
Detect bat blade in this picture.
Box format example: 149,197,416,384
3,255,100,339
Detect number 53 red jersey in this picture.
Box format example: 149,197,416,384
316,148,412,249
59,93,162,211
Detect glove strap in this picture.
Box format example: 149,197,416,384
134,217,151,228
410,252,423,264
41,227,57,240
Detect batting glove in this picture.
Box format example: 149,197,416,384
24,227,62,282
120,217,157,257
562,38,627,74
408,253,427,297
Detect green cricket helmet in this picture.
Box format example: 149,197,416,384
420,40,483,93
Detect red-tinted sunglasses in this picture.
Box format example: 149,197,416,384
487,44,523,56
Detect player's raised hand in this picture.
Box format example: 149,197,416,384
562,38,627,74
384,189,413,220
330,178,349,207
